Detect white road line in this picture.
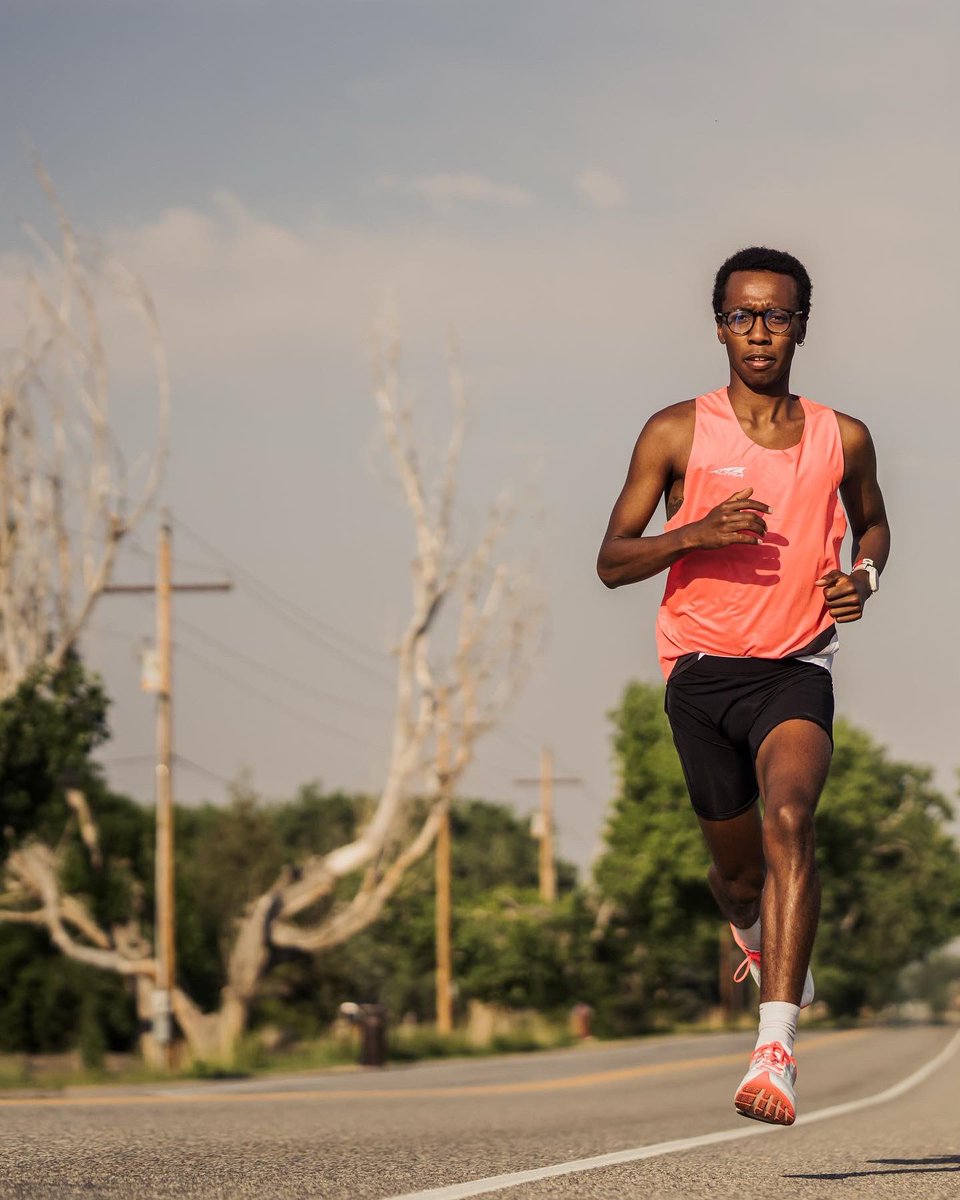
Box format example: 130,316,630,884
383,1029,960,1200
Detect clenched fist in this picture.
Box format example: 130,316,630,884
815,569,871,623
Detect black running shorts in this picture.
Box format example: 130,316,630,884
664,655,834,822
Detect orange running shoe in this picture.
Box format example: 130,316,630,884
734,1041,798,1125
730,924,815,1008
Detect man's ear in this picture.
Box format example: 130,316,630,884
797,316,808,346
716,321,726,346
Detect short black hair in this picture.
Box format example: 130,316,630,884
712,247,812,317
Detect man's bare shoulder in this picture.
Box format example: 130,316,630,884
640,398,697,443
832,409,874,453
831,409,879,484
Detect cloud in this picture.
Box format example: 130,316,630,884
379,172,535,209
575,169,627,211
0,178,942,405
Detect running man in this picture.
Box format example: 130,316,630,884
596,247,890,1125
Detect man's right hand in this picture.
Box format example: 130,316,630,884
688,487,771,550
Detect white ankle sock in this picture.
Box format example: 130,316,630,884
734,915,762,952
756,1001,799,1054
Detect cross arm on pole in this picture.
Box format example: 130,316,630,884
103,582,233,593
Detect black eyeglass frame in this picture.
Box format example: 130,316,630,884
714,308,807,335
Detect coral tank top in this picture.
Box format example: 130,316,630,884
656,388,847,679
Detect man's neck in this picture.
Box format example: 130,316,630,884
727,375,796,422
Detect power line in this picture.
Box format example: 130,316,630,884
97,752,236,790
89,616,392,726
120,538,154,562
230,565,397,684
490,719,588,787
174,754,235,789
175,615,392,721
174,638,382,752
87,622,149,643
88,625,565,801
172,515,396,686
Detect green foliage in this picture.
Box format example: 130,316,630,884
271,783,359,857
175,786,287,1010
814,720,960,1014
591,681,716,1031
899,951,960,1019
174,783,362,1014
592,680,960,1028
0,656,110,851
454,887,599,1013
0,924,137,1054
79,992,108,1069
5,655,957,1067
0,661,147,1056
247,796,578,1032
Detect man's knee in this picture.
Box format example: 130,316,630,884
710,860,766,904
763,794,816,851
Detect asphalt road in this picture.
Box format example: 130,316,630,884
0,1025,956,1199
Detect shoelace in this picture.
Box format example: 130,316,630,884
751,1041,797,1073
733,946,761,983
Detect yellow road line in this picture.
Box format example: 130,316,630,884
0,1030,865,1110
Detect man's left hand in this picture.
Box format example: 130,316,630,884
815,569,871,623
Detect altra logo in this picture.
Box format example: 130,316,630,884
710,466,746,478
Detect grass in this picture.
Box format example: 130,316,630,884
9,1007,917,1092
0,1019,579,1091
0,1056,185,1092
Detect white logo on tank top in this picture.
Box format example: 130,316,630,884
710,466,746,477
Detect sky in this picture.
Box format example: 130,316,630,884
1,1,957,869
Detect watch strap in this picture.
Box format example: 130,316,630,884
852,558,879,593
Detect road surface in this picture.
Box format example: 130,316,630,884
0,1024,957,1199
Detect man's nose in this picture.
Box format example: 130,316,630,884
747,320,772,344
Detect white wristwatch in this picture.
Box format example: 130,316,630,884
852,558,879,593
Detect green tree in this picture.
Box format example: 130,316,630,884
176,786,288,1012
591,681,716,1031
248,796,580,1032
0,661,148,1055
814,720,960,1014
0,657,111,850
593,680,960,1028
455,887,598,1013
174,783,364,1016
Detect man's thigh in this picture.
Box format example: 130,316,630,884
755,718,833,811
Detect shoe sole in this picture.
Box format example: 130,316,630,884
734,1073,796,1126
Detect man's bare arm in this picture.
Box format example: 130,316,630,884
815,414,891,622
597,406,770,589
839,416,890,570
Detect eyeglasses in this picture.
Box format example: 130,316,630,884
715,308,805,336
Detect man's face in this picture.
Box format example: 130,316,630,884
716,270,806,390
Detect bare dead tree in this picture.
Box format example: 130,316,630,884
0,330,541,1062
0,164,169,694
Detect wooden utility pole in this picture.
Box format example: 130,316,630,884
435,697,453,1034
154,519,175,1063
515,748,580,902
104,514,231,1065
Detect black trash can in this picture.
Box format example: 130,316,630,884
358,1003,388,1067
